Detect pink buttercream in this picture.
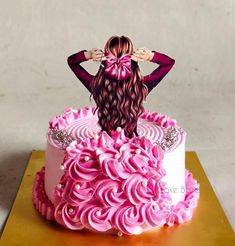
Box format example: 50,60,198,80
111,205,144,235
64,146,100,182
140,203,168,228
97,147,130,180
122,174,154,205
94,178,126,207
79,203,114,232
49,106,96,130
33,106,199,235
141,110,176,128
55,177,94,205
49,128,200,234
54,201,84,230
48,106,176,131
32,167,55,220
32,164,199,235
165,170,200,226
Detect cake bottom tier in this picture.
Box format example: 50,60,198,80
32,166,199,236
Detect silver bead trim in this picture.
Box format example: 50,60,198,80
158,126,179,151
49,128,75,149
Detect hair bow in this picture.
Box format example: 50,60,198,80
104,52,132,80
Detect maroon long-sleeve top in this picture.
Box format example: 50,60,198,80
67,49,175,94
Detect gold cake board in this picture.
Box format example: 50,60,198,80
0,151,234,246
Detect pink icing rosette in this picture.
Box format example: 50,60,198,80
122,174,153,205
78,202,114,232
31,126,200,235
111,204,144,235
52,128,173,234
55,178,94,205
119,138,166,179
97,147,130,180
54,199,115,232
94,178,126,207
63,143,101,182
140,202,168,228
54,201,84,230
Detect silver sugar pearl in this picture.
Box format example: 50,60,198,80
96,210,101,216
116,127,122,132
75,184,81,190
135,148,141,154
115,153,120,159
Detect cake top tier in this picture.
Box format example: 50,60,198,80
47,106,186,153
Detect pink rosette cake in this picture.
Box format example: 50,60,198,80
32,106,200,236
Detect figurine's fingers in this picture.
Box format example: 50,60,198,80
135,48,144,53
135,49,143,54
94,52,103,57
138,48,151,61
134,53,146,59
91,48,101,61
133,51,144,56
92,56,102,62
138,57,145,61
135,49,147,57
94,51,103,57
137,47,146,53
139,47,150,55
92,48,100,53
93,53,103,60
135,56,145,62
131,54,138,61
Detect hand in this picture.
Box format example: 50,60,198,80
89,48,105,62
131,47,154,62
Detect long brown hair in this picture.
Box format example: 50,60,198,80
89,35,148,138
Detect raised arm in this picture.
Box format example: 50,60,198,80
143,51,175,94
67,50,94,93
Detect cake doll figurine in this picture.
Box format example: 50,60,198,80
67,35,175,138
32,35,200,236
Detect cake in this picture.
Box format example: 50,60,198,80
32,35,200,236
32,106,200,236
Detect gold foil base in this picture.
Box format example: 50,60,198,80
1,151,234,245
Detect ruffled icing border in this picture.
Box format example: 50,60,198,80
32,166,55,220
49,106,177,130
32,166,199,234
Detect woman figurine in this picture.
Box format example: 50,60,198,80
67,35,175,138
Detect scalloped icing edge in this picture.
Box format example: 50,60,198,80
32,166,55,220
48,106,177,130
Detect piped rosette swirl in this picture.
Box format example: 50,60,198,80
48,128,200,235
